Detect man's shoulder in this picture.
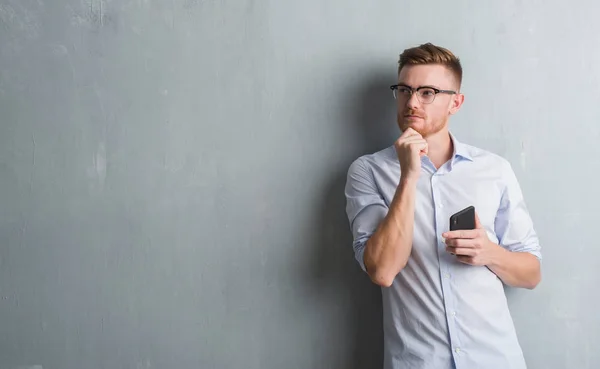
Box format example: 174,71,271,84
460,141,513,171
348,146,396,173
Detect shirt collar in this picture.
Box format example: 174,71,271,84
450,132,473,162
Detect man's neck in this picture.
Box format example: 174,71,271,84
425,130,453,169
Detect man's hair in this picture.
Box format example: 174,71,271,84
398,43,462,87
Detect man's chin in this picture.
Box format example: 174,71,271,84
399,121,425,135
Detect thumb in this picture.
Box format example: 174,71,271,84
474,211,483,229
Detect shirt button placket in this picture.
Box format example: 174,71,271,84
433,175,461,363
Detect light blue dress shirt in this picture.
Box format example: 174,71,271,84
344,133,541,369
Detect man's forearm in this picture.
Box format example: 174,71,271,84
488,246,541,289
364,176,417,287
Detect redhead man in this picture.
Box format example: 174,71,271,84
344,43,541,369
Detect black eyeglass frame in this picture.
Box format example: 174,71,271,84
389,84,457,103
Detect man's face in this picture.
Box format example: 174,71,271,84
396,64,463,137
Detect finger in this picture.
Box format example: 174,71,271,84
442,229,478,239
410,141,428,151
399,139,428,153
396,137,425,149
404,139,427,149
456,255,475,265
446,246,476,256
411,142,428,157
445,238,477,248
400,135,426,144
400,128,422,139
400,127,417,136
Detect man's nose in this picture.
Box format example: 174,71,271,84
406,92,421,109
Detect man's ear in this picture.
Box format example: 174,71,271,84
449,93,464,115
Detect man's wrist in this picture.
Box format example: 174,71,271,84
399,175,419,188
487,242,508,268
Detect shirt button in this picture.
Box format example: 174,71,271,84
438,203,444,209
451,311,456,317
455,347,461,353
444,273,450,279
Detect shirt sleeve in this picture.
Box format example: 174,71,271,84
494,161,542,260
344,158,389,272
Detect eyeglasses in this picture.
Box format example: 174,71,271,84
390,84,457,104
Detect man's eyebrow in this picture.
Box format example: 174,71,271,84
397,83,441,89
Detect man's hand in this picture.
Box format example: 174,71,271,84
394,128,428,181
442,212,504,266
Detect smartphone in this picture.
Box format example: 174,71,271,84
449,206,475,231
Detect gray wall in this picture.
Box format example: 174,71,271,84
0,1,598,368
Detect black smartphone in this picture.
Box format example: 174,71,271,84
449,206,475,231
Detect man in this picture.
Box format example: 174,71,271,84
344,43,542,369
